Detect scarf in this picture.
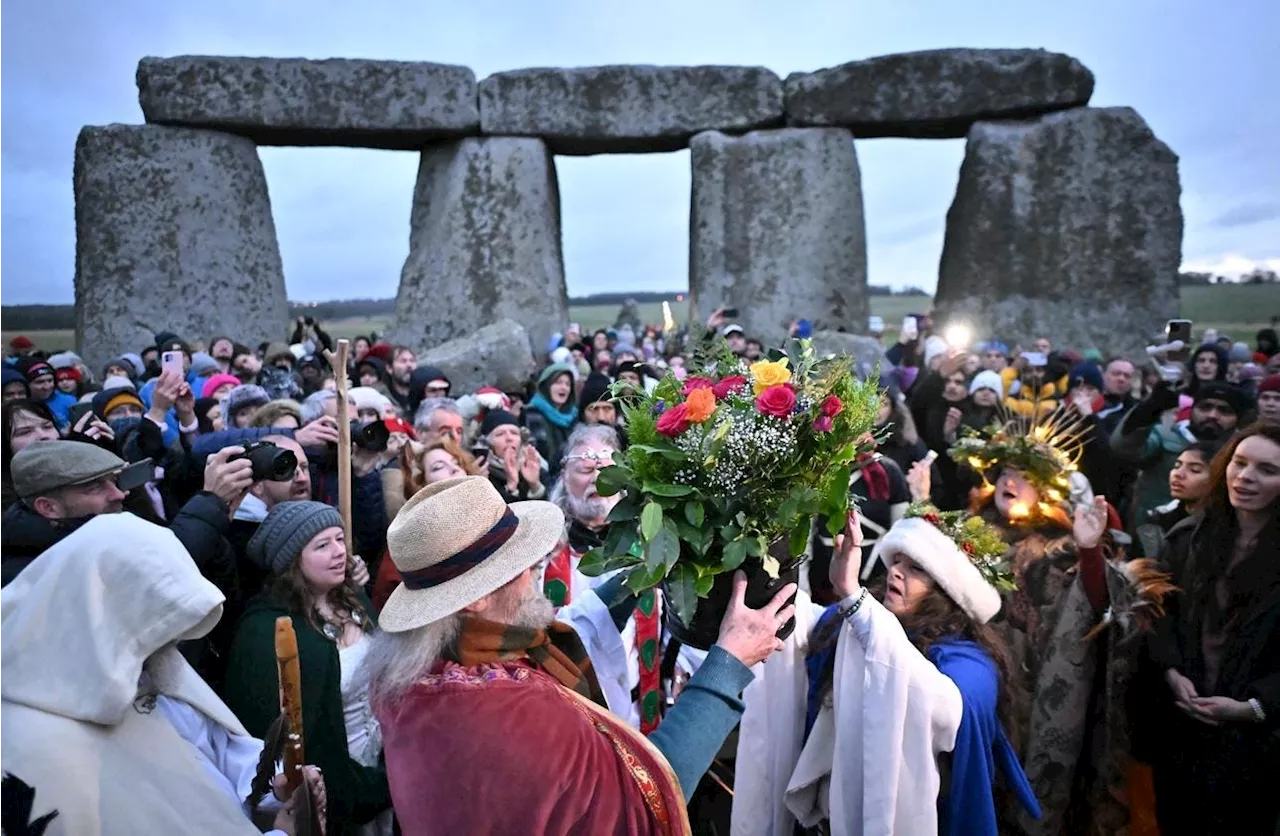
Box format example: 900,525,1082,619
449,616,607,707
529,392,579,429
855,453,890,501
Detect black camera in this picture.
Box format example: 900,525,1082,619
352,420,391,453
230,440,298,482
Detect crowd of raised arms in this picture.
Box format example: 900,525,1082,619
2,309,1278,836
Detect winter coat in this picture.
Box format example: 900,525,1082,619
1147,515,1280,834
1110,384,1192,526
225,592,391,834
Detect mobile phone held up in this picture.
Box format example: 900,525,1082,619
1165,319,1193,364
161,350,185,378
901,316,919,340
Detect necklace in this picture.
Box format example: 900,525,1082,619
318,606,350,643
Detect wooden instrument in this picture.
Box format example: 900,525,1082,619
275,616,305,793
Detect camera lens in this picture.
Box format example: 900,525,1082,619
265,449,299,482
352,420,390,453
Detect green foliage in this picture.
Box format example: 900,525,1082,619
590,337,881,622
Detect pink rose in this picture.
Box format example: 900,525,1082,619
812,415,834,433
755,384,796,419
682,377,714,396
712,375,748,400
656,403,691,437
821,395,843,418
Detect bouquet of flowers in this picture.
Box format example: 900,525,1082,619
579,339,881,623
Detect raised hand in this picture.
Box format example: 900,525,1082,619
1072,495,1109,550
830,508,865,599
715,571,797,667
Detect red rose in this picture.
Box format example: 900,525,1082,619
656,402,691,437
812,416,834,433
821,395,844,418
712,375,748,400
755,384,796,419
682,377,714,396
962,541,975,555
923,513,941,525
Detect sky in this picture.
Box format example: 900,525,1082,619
2,0,1278,305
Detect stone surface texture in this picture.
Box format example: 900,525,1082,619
785,49,1094,138
387,136,567,356
417,319,538,395
690,128,868,347
935,107,1182,360
808,331,888,380
479,65,783,154
137,56,479,148
74,124,287,372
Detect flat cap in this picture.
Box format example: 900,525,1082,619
12,441,126,499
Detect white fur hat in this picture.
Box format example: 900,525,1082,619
969,370,1004,401
923,335,949,369
870,517,1002,623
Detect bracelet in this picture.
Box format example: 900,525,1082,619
839,587,869,621
1249,697,1267,723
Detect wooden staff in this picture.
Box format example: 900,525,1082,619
328,340,354,558
275,616,305,793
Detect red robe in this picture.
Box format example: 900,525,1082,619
377,659,690,835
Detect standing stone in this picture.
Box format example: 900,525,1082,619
388,137,567,357
418,320,537,395
690,128,868,347
785,49,1094,138
137,56,479,149
479,65,783,154
935,107,1182,360
74,124,287,371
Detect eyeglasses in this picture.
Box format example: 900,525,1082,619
564,449,613,467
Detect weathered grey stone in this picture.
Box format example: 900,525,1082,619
137,56,479,148
807,331,888,380
615,299,643,332
785,49,1094,139
479,65,783,154
74,124,287,372
935,107,1182,360
690,128,868,347
387,136,567,356
417,319,537,394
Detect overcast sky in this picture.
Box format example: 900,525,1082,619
3,0,1277,304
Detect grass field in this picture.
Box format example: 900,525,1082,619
4,285,1276,356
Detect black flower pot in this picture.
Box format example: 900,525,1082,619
662,543,804,651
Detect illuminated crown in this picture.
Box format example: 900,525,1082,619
948,406,1088,506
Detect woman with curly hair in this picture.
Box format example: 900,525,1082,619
225,501,391,835
733,507,1040,835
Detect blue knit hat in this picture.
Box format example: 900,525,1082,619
247,500,344,575
1068,362,1104,392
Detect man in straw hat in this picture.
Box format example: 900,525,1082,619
362,475,795,834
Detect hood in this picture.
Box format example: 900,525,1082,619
1189,343,1229,382
1,513,225,725
356,355,390,385
409,364,450,392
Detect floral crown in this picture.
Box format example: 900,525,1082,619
948,406,1086,502
906,501,1015,592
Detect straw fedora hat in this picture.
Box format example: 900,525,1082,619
378,475,565,633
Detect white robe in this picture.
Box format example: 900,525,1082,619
732,591,964,836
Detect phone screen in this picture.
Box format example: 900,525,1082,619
902,316,918,339
161,351,185,378
1165,320,1193,363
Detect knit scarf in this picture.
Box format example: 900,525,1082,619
449,616,606,707
529,392,579,429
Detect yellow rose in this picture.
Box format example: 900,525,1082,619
750,358,792,395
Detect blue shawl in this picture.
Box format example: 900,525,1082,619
528,391,578,429
803,607,1041,835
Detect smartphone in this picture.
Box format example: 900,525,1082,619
721,307,740,319
902,316,919,340
67,402,95,429
115,458,156,492
1023,351,1048,368
161,350,184,378
1165,319,1193,364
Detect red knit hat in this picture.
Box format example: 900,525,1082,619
365,342,393,363
55,367,82,383
1259,374,1280,395
9,335,34,351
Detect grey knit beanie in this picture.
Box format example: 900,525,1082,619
247,501,345,575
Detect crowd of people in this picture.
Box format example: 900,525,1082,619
1,310,1277,835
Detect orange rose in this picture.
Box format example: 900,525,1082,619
685,387,716,423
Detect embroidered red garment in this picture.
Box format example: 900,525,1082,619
377,660,690,835
546,545,664,733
